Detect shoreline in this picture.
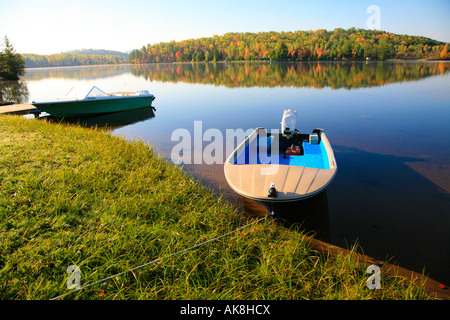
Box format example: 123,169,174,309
0,114,447,300
21,58,450,70
307,236,450,299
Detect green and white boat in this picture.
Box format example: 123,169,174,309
32,86,155,117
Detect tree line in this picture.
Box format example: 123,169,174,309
23,50,128,68
129,28,450,64
3,28,449,76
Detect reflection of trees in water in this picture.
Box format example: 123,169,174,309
0,80,29,104
130,61,450,89
14,61,449,104
19,61,450,91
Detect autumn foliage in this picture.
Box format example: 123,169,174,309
22,49,128,68
129,28,450,64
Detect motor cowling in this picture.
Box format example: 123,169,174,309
281,109,297,137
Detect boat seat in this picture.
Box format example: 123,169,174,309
309,133,319,144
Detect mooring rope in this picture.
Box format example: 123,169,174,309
51,215,268,300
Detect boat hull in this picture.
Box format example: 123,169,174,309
224,128,337,203
32,95,155,117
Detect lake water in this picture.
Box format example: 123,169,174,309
5,61,449,285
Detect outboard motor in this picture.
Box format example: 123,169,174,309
281,109,297,137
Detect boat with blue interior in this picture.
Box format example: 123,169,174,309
224,109,337,203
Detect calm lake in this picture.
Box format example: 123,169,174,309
5,61,450,285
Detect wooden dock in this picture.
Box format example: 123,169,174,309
0,104,37,115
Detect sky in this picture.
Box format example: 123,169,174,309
1,0,449,55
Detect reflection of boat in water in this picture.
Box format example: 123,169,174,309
240,191,330,242
224,109,337,204
42,105,156,130
31,86,155,117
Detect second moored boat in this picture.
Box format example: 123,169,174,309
32,86,156,117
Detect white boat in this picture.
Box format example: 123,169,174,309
224,109,337,202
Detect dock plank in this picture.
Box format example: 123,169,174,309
0,104,37,115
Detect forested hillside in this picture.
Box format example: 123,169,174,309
66,49,129,58
129,28,449,63
20,28,450,68
23,49,128,68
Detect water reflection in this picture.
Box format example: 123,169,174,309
0,80,29,104
240,192,331,243
20,61,450,90
19,61,450,106
129,61,450,89
330,145,450,282
39,106,156,130
24,64,132,81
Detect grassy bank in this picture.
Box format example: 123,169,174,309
0,115,434,300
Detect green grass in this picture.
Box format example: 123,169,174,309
0,115,434,300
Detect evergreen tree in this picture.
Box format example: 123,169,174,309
0,36,25,80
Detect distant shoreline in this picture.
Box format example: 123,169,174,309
22,58,450,70
23,63,135,70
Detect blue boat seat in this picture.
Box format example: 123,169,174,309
309,133,319,144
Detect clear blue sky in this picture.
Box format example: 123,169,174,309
1,0,449,54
